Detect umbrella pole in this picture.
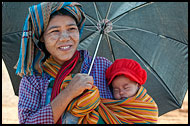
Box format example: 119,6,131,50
88,34,103,75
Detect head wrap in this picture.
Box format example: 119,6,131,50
106,59,147,85
14,2,86,77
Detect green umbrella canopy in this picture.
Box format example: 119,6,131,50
2,2,188,117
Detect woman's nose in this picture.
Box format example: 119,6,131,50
59,31,70,41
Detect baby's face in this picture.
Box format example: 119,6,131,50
112,75,139,100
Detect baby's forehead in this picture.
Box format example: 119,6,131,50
112,83,128,88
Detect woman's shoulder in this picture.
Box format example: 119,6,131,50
95,57,112,69
22,72,50,80
21,72,50,88
96,56,112,63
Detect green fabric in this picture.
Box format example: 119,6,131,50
95,106,105,124
49,79,54,88
97,116,105,124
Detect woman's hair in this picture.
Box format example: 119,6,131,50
50,8,78,26
38,8,79,62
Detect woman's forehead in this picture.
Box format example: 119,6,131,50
47,15,77,29
49,15,76,24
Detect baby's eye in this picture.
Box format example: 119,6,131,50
124,87,130,90
114,89,119,92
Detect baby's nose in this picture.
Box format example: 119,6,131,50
119,90,125,95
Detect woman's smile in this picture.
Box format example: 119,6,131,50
58,46,71,50
58,44,73,51
42,15,79,65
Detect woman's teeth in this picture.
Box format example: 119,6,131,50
59,46,70,50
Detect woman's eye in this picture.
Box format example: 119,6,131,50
69,27,77,31
48,29,59,34
51,30,59,33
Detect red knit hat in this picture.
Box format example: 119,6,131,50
106,59,147,85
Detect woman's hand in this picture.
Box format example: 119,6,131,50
65,73,94,99
50,73,94,123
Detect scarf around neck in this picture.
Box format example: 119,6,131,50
42,51,158,124
42,50,80,124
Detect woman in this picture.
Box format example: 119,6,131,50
15,2,113,124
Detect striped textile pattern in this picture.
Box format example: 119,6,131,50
42,51,80,124
17,50,112,124
63,76,158,124
100,87,158,124
42,51,158,124
14,2,86,77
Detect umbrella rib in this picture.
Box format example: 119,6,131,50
159,35,188,45
84,25,99,32
112,25,135,29
83,27,97,32
93,2,102,22
111,2,153,24
112,30,164,80
85,25,98,28
105,34,115,62
133,28,187,45
110,2,152,24
108,31,164,82
111,28,135,32
85,14,99,30
105,32,128,47
105,2,112,20
79,31,99,42
85,14,98,24
112,31,181,107
111,25,187,45
2,31,23,36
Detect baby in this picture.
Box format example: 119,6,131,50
62,58,158,124
106,58,147,100
105,58,158,124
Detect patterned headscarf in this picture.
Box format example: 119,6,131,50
14,2,86,77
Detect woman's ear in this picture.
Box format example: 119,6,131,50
40,35,45,42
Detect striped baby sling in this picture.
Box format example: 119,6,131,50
43,54,158,124
63,75,158,124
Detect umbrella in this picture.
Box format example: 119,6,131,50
2,2,188,117
2,2,41,96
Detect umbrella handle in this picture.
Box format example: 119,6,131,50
88,34,103,75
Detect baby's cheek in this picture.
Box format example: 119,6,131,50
114,93,120,100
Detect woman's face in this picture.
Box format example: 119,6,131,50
42,15,79,65
112,75,139,100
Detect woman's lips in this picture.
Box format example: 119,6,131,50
58,45,72,51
